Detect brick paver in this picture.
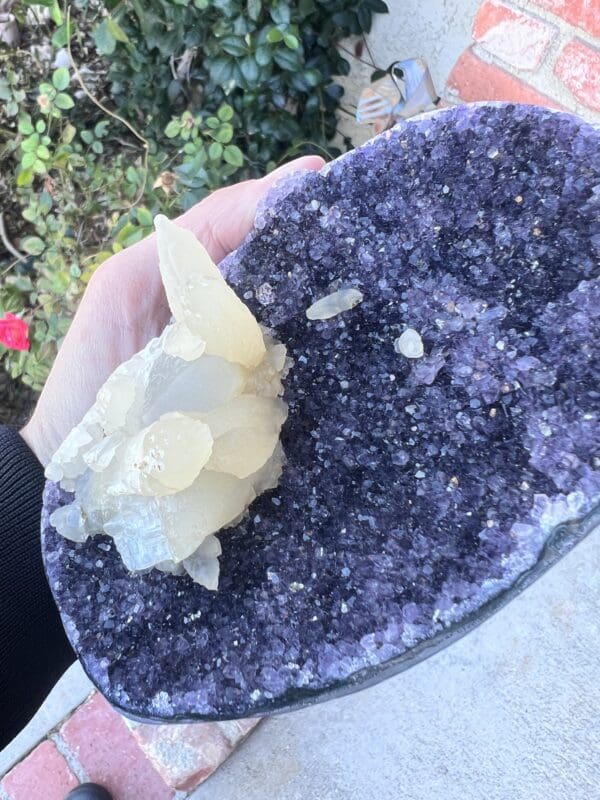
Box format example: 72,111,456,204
60,693,174,800
1,740,78,800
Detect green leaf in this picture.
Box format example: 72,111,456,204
35,120,46,133
223,144,244,167
50,0,62,26
366,0,389,12
164,119,181,138
93,19,117,55
219,35,247,57
270,3,290,24
52,67,70,91
213,123,233,143
54,93,74,110
21,134,40,152
21,152,37,169
193,0,209,7
240,55,259,84
266,27,283,43
16,169,33,187
283,33,299,49
208,141,223,160
136,207,153,226
80,130,94,144
247,0,261,21
92,140,103,154
94,120,109,138
303,68,321,87
18,117,34,135
208,57,236,84
51,22,72,49
255,45,271,66
273,47,301,71
21,236,46,256
106,16,130,43
217,104,234,122
36,145,51,160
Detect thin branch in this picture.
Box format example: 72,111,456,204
66,7,148,148
0,212,25,261
65,6,148,208
362,35,378,70
337,42,378,70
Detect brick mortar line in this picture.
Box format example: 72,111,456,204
504,0,600,49
0,688,96,781
470,41,571,104
470,39,600,120
50,732,88,786
472,18,563,78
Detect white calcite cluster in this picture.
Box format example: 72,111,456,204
46,216,289,589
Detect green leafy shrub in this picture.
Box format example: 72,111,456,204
0,0,388,390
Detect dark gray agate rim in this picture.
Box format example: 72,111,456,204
96,502,600,724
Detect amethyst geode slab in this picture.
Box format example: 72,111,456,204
42,103,600,722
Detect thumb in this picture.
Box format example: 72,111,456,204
179,155,325,262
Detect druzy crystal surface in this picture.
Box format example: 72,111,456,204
46,217,288,589
42,104,600,721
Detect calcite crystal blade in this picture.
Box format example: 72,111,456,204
45,217,288,589
42,104,600,722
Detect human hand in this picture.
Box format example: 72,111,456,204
22,156,324,466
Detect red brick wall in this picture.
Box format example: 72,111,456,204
445,0,600,122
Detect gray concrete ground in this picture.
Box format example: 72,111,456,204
191,527,599,800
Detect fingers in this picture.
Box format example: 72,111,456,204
96,155,324,292
179,155,325,261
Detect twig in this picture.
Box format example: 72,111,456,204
337,42,378,70
362,35,378,70
66,8,148,148
0,212,25,261
65,6,149,207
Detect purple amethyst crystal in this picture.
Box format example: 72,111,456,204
42,103,600,721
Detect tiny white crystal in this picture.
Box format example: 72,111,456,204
394,328,424,359
47,217,289,590
306,287,363,320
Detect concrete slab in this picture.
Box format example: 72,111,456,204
191,526,599,800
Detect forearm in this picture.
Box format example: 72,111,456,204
0,426,74,748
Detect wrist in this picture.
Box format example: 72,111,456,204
20,416,53,467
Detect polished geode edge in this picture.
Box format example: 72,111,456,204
42,479,599,724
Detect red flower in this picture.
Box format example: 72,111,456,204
0,313,30,351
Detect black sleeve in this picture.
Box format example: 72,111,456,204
0,426,74,749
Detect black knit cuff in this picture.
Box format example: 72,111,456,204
0,425,45,536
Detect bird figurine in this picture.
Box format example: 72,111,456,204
356,58,440,132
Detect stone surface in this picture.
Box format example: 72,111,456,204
0,741,77,800
42,104,600,722
60,693,174,799
125,720,233,791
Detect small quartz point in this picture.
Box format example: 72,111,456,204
47,216,289,590
394,328,424,359
306,287,363,320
